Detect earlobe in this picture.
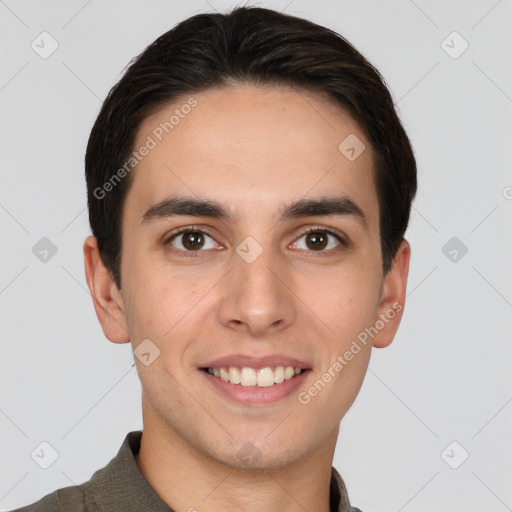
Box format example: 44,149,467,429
83,235,130,344
372,238,411,349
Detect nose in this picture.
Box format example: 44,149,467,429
217,238,296,337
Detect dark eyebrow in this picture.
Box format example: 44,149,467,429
279,196,368,230
141,195,368,230
141,196,234,224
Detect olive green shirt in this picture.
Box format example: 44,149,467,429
11,431,362,512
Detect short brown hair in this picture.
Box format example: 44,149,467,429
85,5,417,289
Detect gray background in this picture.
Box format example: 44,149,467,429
1,0,511,510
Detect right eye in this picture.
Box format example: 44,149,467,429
165,228,221,256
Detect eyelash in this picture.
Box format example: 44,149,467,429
164,225,348,258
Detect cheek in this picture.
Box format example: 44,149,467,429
296,264,380,339
125,264,210,351
136,284,184,332
296,343,371,431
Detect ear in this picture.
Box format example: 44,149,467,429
372,238,411,349
83,235,130,344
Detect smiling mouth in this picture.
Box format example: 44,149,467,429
202,366,307,387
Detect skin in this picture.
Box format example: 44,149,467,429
84,83,410,512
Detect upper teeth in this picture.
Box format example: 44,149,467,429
207,366,303,387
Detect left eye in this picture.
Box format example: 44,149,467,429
291,229,343,252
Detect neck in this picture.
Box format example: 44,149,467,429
135,404,339,512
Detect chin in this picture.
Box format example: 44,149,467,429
208,437,310,472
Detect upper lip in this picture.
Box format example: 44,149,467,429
199,354,311,370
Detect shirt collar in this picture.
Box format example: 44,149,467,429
87,430,355,512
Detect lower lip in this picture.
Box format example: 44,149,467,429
200,369,310,405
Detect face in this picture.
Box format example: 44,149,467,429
86,83,410,471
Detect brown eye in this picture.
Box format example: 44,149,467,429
305,232,329,250
166,229,218,253
181,231,205,251
292,228,345,253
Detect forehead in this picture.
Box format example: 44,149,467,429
126,83,379,231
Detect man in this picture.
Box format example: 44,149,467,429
13,5,416,511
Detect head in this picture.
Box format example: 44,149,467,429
84,6,416,470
